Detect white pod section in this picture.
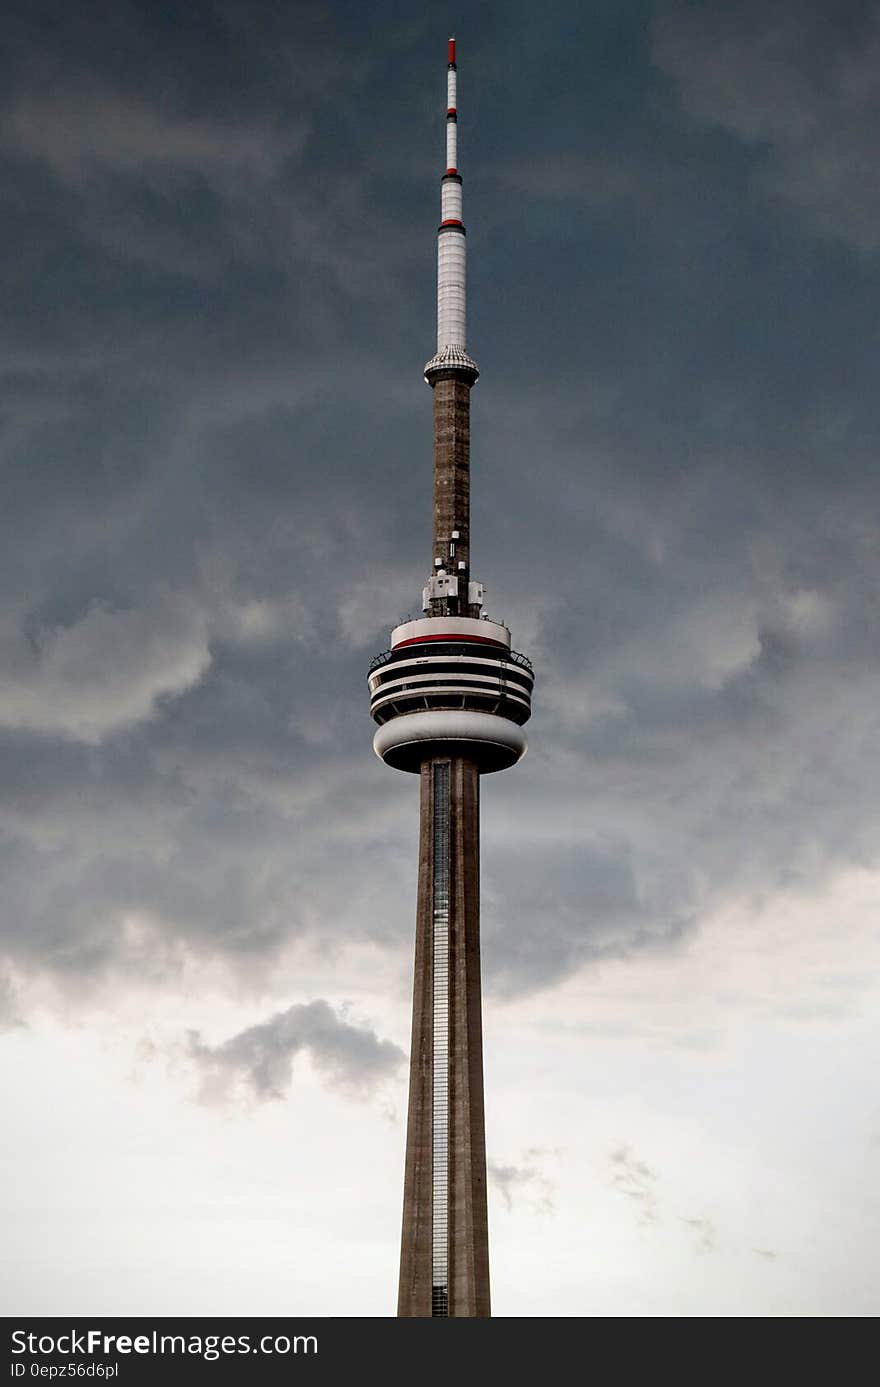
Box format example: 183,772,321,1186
392,616,510,649
373,709,527,774
447,67,457,110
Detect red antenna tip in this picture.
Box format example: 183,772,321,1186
448,37,456,65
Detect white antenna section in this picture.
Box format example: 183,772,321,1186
424,37,479,384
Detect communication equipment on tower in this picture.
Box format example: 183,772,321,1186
423,573,460,609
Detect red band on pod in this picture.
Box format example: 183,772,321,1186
392,633,506,651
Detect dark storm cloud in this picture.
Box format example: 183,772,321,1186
182,999,404,1103
2,1,880,1011
653,0,880,253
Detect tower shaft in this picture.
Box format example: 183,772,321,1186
398,757,489,1317
432,377,472,595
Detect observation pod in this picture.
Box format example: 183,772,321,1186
368,617,532,773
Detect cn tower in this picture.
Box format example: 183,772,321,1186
367,39,534,1318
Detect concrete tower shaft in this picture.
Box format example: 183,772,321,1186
432,377,472,598
398,758,489,1317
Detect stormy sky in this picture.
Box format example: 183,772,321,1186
3,0,879,1316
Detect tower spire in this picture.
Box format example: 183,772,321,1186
424,36,479,384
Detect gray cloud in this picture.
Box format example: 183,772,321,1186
0,588,210,742
181,1000,405,1104
0,975,23,1032
653,0,880,252
2,84,301,186
610,1146,660,1225
489,1149,558,1213
680,1215,717,1255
